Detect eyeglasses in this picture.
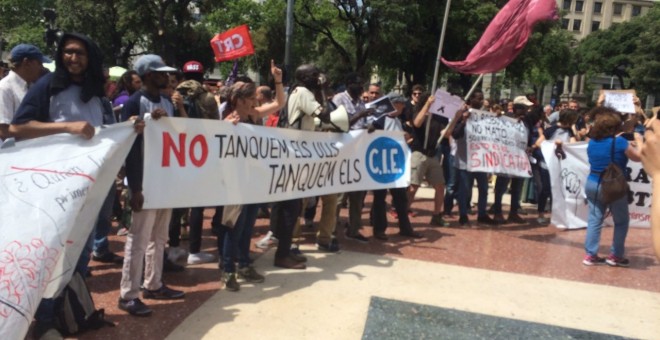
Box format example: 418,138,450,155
412,92,422,96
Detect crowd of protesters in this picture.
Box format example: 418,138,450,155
2,34,660,340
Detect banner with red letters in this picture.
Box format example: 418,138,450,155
210,25,255,62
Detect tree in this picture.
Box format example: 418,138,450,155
629,4,660,96
0,0,55,53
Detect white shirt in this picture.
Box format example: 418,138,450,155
0,71,28,124
287,86,323,131
332,91,367,130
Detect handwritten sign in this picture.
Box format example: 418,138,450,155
541,141,651,229
465,109,531,177
604,92,635,113
142,117,411,209
0,123,137,339
429,89,464,119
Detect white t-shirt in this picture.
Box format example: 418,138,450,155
0,71,28,124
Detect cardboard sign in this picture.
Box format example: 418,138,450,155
601,89,636,114
210,25,255,62
428,89,464,119
142,117,411,209
465,109,531,178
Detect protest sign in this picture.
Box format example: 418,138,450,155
429,89,464,119
465,109,531,178
0,123,137,339
601,89,636,114
142,117,411,209
210,25,255,62
365,96,396,120
541,141,651,229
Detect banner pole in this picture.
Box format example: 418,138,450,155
424,0,452,149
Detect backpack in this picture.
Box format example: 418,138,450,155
277,88,305,129
53,272,114,335
598,137,629,204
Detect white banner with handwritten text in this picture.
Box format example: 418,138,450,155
142,117,411,209
541,141,651,229
466,109,532,178
0,123,137,339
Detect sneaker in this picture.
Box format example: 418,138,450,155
117,227,129,236
477,215,497,225
274,255,306,269
92,251,124,264
256,231,278,249
187,252,215,265
373,232,388,241
143,284,185,300
582,255,606,266
345,230,369,243
167,246,188,263
317,238,340,252
118,297,152,316
223,272,240,291
238,266,265,283
163,257,185,272
430,214,449,227
507,213,526,224
536,217,550,225
606,255,630,267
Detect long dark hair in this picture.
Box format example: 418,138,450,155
51,33,105,102
111,70,139,100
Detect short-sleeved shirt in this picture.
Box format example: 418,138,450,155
332,90,367,130
121,90,175,121
12,73,106,127
287,86,323,131
0,71,28,124
587,136,629,182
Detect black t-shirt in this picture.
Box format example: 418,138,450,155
410,114,448,156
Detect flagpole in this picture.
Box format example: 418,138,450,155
424,0,452,149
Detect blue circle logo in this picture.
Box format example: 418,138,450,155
365,137,405,184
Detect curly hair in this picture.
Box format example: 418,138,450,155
222,81,256,118
589,107,622,140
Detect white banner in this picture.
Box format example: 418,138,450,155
541,141,652,229
465,109,532,178
142,117,411,209
0,123,137,339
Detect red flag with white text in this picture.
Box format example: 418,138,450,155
210,25,255,62
442,0,558,74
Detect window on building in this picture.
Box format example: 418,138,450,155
591,21,600,32
563,0,572,10
632,5,642,16
562,18,570,29
594,2,602,13
613,3,623,15
575,0,584,12
573,19,582,31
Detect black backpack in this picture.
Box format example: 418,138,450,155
53,272,114,335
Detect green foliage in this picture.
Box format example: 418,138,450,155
630,4,660,95
0,0,55,51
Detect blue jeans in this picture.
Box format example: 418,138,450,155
222,204,259,272
584,179,629,257
92,188,116,256
457,170,489,218
492,176,523,214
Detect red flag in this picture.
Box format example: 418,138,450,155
210,25,255,62
442,0,558,74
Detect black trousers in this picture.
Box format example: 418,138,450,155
272,199,301,259
371,187,413,234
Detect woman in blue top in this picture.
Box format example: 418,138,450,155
583,107,641,267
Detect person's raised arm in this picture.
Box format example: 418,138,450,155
413,95,434,128
253,60,285,118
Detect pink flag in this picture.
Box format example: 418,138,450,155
442,0,557,74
